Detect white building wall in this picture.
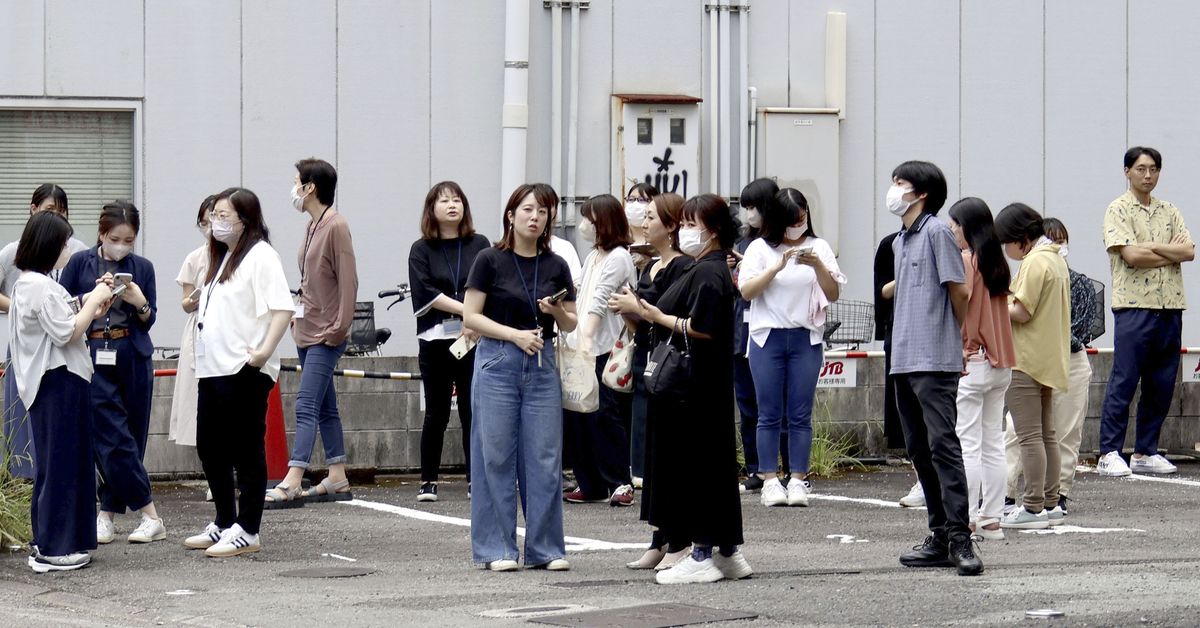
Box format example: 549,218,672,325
2,0,1198,357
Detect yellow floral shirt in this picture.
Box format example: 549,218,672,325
1103,190,1190,310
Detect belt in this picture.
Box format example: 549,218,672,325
89,328,131,340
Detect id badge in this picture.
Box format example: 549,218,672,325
743,310,751,323
295,303,305,319
443,317,463,335
195,336,206,358
96,349,118,366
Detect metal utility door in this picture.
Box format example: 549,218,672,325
757,108,840,254
611,96,701,199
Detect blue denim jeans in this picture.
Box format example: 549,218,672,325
470,337,565,566
748,327,823,475
288,341,348,468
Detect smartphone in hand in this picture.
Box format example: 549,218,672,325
114,272,133,286
548,288,569,304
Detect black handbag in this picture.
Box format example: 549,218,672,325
643,319,692,396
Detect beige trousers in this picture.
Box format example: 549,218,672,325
1005,351,1091,501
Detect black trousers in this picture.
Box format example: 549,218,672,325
197,366,274,535
418,339,475,482
566,355,632,498
894,371,970,541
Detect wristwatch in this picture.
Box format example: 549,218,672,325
138,302,151,315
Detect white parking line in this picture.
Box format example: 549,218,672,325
807,494,924,510
1021,525,1145,535
340,498,645,552
1124,474,1200,487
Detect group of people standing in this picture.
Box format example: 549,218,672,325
2,158,360,572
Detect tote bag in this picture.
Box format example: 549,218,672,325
643,320,691,397
601,327,635,392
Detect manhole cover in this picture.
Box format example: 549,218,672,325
277,567,376,578
530,603,757,628
479,604,594,619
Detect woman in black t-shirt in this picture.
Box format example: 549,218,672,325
463,183,577,573
408,181,491,503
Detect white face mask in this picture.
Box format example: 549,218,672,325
102,242,132,262
577,218,596,243
198,224,210,239
886,184,915,216
291,184,308,212
1058,243,1069,258
742,207,762,229
625,201,648,225
211,220,241,245
678,227,709,256
53,245,71,271
785,221,807,241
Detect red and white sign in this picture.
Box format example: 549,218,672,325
817,359,857,388
1182,354,1200,383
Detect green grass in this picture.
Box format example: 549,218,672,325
0,377,33,548
806,400,867,479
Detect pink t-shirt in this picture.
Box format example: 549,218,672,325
960,252,1016,368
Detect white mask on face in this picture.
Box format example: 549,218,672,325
678,227,709,256
886,184,915,216
211,220,240,245
53,246,71,271
625,201,648,225
785,221,807,241
102,242,132,262
577,218,596,243
742,207,762,229
291,184,308,212
198,224,210,239
1058,243,1069,258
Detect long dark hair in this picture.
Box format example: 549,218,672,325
206,187,271,284
761,188,817,247
682,194,737,250
948,197,1010,297
580,194,632,251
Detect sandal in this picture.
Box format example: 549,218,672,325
263,483,305,510
303,477,353,503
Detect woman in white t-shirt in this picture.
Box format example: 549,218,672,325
184,187,294,559
738,188,846,508
9,211,113,572
168,195,215,447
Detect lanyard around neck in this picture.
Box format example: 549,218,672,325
299,207,332,288
442,240,463,300
512,251,540,326
198,253,231,331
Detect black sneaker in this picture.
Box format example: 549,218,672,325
416,482,438,502
742,474,764,493
899,535,952,568
1057,494,1069,516
949,537,983,576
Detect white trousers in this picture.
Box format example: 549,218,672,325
954,359,1012,522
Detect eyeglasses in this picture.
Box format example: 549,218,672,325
625,197,649,204
1132,166,1160,176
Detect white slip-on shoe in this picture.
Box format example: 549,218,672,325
487,559,519,572
973,518,1005,541
128,515,167,543
1097,451,1132,477
184,523,225,549
899,481,926,507
204,524,260,558
712,550,753,580
1130,454,1177,475
655,555,724,585
760,478,787,507
96,515,115,545
654,547,691,571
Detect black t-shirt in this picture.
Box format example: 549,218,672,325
634,254,694,349
873,231,899,341
408,234,492,334
466,246,575,338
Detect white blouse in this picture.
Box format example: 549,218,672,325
740,236,847,348
195,241,294,382
8,271,93,406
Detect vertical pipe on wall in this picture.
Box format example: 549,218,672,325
551,2,563,225
566,1,581,227
749,86,758,180
718,0,732,198
501,0,531,205
738,1,750,195
708,3,719,194
825,11,847,119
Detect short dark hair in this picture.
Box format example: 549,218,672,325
15,211,73,274
948,197,1010,297
761,188,817,247
197,194,217,226
624,182,660,201
891,160,948,214
580,194,633,251
295,158,338,206
1042,217,1068,243
1124,146,1162,170
738,177,778,210
206,187,271,284
994,202,1044,246
652,193,685,252
497,183,557,253
420,181,476,240
97,200,141,242
30,183,69,218
682,194,737,250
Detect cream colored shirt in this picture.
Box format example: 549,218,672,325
8,271,93,406
1103,189,1190,310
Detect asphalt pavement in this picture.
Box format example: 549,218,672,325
2,463,1199,627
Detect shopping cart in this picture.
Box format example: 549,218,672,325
823,299,875,350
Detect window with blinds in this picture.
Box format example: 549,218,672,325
0,109,135,247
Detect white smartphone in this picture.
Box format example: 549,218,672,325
114,272,133,286
448,335,478,360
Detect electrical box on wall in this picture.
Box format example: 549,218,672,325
611,94,702,198
757,108,841,254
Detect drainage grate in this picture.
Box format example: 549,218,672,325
277,567,376,578
529,603,757,628
479,604,594,619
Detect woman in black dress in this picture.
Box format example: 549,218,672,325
627,193,749,585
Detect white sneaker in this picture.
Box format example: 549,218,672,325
1000,506,1049,530
532,558,570,571
1046,506,1065,527
29,550,90,573
1097,451,1132,477
973,519,1005,541
204,524,260,557
184,523,225,549
487,559,519,572
655,555,724,584
760,478,787,507
712,550,753,580
96,515,115,545
786,478,810,507
899,482,925,507
1130,454,1177,475
631,476,644,489
128,515,166,543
